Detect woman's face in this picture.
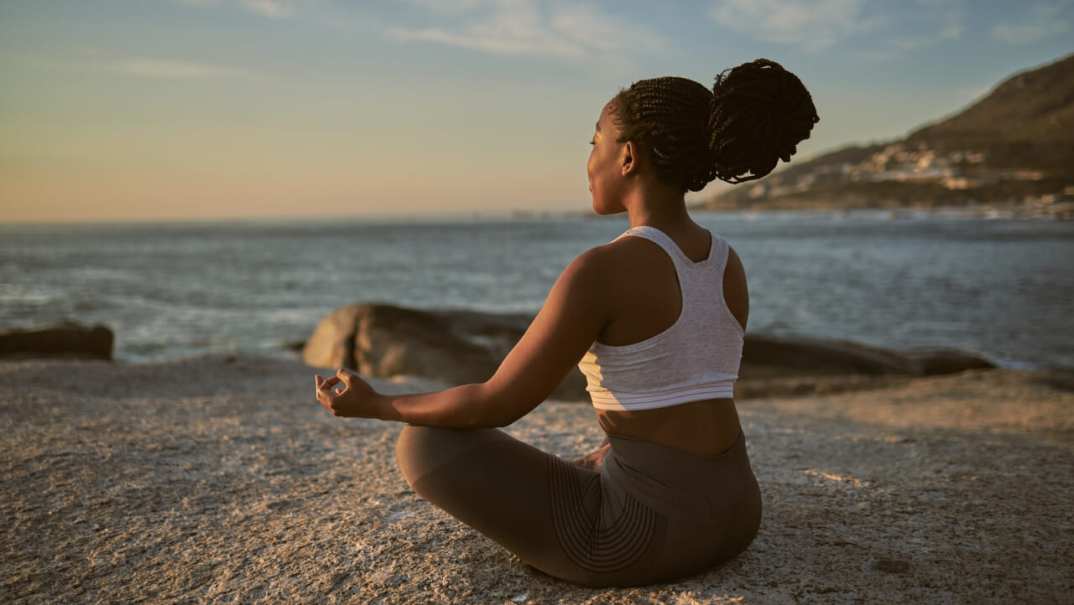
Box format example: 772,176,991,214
587,99,628,215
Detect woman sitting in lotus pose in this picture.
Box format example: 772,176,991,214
315,57,819,588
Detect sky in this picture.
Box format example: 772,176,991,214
1,0,1072,223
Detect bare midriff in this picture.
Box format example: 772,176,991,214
595,396,744,458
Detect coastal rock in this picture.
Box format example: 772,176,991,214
739,334,994,378
899,346,996,375
741,334,914,376
302,303,995,402
302,305,364,371
0,320,113,361
303,303,587,401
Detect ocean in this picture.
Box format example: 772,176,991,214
2,209,1072,370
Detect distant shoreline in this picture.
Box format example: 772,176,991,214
558,201,1073,221
3,201,1068,229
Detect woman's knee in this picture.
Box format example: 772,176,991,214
395,424,433,487
394,424,501,488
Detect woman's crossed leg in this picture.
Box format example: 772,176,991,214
394,424,677,588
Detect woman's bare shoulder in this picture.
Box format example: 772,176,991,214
725,243,747,280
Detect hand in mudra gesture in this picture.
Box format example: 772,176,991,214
572,437,612,471
314,368,381,418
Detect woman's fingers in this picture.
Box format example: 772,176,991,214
315,375,344,408
335,368,353,384
314,373,354,417
314,381,331,408
317,375,341,389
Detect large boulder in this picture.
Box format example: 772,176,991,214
303,303,588,401
0,320,114,361
899,346,997,375
739,334,995,378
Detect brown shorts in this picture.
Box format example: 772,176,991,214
394,423,762,588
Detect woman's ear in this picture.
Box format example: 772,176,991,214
620,140,638,177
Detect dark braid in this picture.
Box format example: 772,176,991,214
612,76,715,192
611,58,819,191
710,58,820,184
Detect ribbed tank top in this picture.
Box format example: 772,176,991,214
576,225,746,411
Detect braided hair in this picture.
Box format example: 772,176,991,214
610,58,820,191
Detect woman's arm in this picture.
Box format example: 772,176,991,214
373,383,496,429
372,246,612,429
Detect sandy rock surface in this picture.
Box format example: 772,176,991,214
2,354,1072,604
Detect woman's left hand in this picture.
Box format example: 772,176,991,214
314,368,382,419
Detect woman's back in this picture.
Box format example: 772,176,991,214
588,222,749,458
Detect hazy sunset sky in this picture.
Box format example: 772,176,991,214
2,0,1072,223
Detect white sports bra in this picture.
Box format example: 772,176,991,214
576,225,746,411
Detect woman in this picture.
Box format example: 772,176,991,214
314,58,819,588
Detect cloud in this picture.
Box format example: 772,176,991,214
991,2,1072,44
884,0,966,52
111,58,249,79
708,0,884,52
385,0,666,60
175,0,298,18
240,0,294,18
892,21,963,51
715,0,966,60
403,0,485,13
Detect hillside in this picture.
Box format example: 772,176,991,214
698,52,1074,218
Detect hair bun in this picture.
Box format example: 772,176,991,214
709,58,819,184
